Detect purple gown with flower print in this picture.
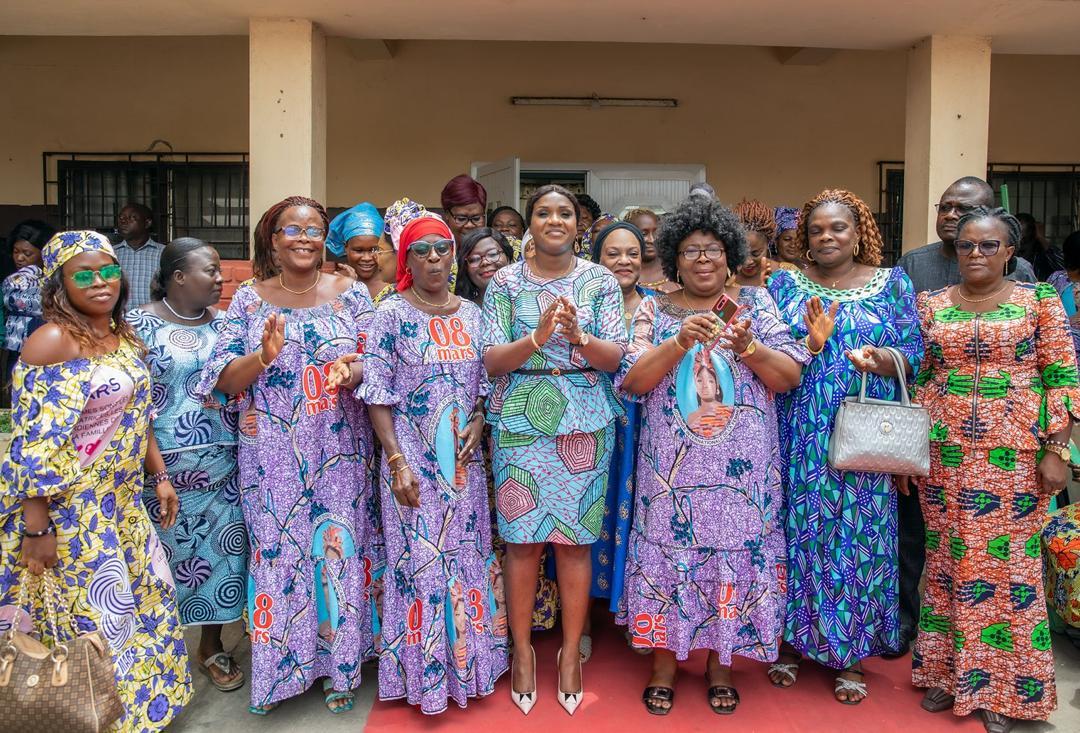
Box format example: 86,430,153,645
359,297,508,714
196,283,378,708
615,288,809,661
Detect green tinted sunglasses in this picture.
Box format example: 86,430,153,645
70,263,123,289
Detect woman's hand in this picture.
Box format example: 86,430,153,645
391,465,421,508
156,479,180,530
19,534,58,576
456,413,484,464
847,345,893,375
678,313,719,348
804,296,838,352
533,299,564,347
1038,452,1069,496
717,318,754,354
261,313,286,365
554,297,584,343
326,353,360,390
334,263,358,280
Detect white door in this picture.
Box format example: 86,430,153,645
586,164,706,217
471,157,521,214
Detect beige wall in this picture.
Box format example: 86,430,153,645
0,36,1077,217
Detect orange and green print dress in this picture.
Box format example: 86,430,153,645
913,282,1080,722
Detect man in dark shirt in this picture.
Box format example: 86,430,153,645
896,177,1036,293
887,176,1035,658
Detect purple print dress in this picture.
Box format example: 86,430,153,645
196,283,377,709
615,288,809,662
359,297,508,714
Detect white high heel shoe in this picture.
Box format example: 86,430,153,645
510,644,537,715
557,648,583,716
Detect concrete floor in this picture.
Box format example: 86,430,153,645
167,623,1080,731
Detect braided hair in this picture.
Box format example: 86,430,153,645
732,199,777,242
797,189,883,267
252,196,329,280
956,206,1022,248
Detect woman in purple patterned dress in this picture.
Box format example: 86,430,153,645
196,196,376,716
618,196,807,716
349,215,508,714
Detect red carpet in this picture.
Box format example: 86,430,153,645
364,616,983,732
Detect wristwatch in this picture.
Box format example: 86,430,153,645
573,331,590,347
737,339,758,359
1045,442,1071,463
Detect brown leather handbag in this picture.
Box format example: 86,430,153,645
0,572,123,732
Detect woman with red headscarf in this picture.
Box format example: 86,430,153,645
340,213,509,713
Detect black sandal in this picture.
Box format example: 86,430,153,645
978,710,1014,733
706,683,740,715
642,686,675,716
920,687,955,713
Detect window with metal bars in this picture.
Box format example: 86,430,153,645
45,152,250,260
877,161,1080,259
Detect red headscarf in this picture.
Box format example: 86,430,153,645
396,215,455,292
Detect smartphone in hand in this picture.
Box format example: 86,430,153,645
712,293,740,326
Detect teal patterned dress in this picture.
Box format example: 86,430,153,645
130,308,247,625
482,258,627,545
768,267,923,669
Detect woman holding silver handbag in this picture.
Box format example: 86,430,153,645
911,207,1078,733
768,189,924,704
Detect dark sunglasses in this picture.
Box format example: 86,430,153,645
409,239,454,257
954,239,1002,257
275,224,326,240
70,264,123,289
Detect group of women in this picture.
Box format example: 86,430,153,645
0,180,1075,733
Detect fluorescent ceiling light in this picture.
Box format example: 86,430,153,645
511,95,677,108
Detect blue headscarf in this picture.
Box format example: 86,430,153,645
327,202,384,257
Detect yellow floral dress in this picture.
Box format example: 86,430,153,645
0,340,192,731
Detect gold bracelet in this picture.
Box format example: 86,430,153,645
672,334,690,352
386,452,404,466
805,336,824,356
257,350,271,369
529,331,541,350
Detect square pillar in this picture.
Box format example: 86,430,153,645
249,18,326,236
902,35,991,252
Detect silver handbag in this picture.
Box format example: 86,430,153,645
827,347,930,477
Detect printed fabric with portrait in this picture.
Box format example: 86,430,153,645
195,282,378,709
358,296,508,715
614,287,809,661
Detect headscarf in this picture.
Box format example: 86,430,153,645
42,230,116,278
396,215,454,292
581,214,617,259
384,197,436,251
588,219,641,263
774,206,800,235
327,202,384,257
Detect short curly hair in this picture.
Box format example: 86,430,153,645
797,189,883,267
656,197,748,282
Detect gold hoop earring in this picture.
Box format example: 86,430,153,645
805,249,815,262
853,242,860,257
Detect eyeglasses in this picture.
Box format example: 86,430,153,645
465,251,506,267
954,239,1002,257
679,245,726,261
934,202,977,216
409,239,454,257
449,213,485,226
70,264,122,289
274,225,326,240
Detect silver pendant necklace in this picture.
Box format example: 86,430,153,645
162,297,208,322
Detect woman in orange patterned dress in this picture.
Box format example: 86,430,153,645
912,206,1079,733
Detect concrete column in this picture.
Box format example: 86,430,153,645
249,18,326,237
902,35,991,252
